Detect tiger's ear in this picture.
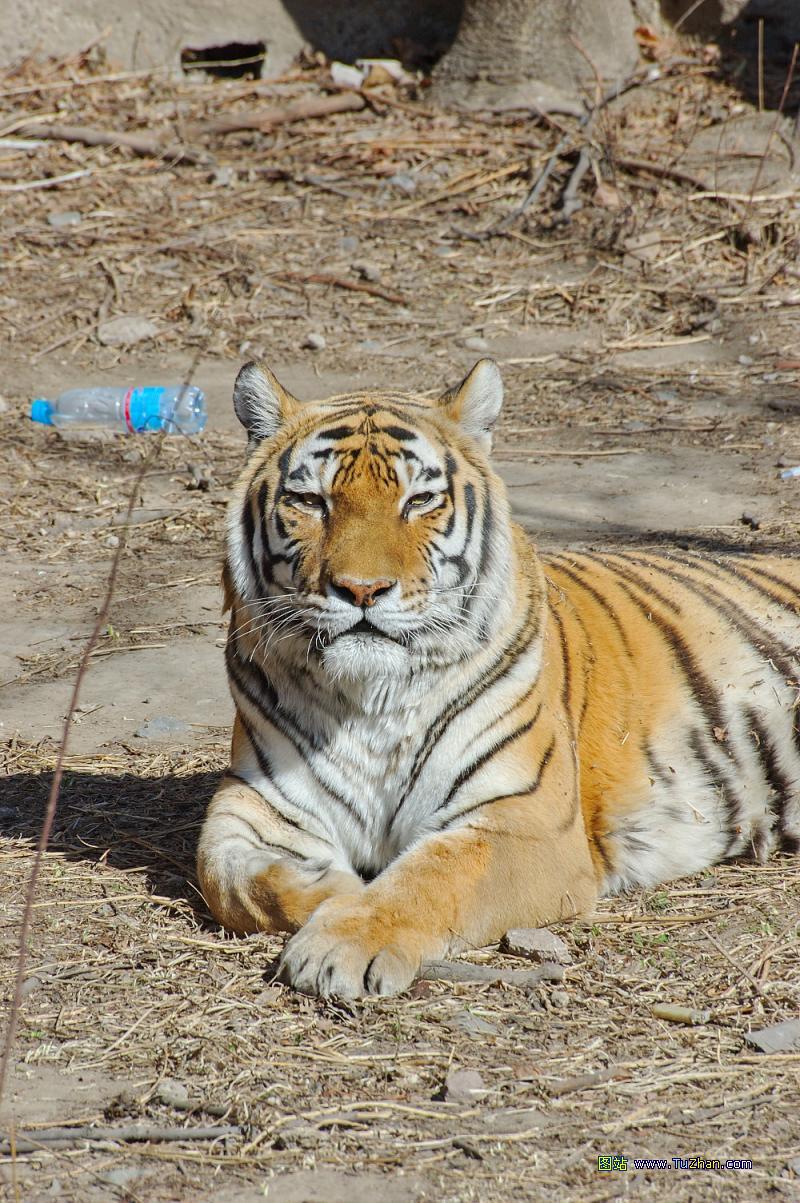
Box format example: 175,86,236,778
439,359,503,451
233,361,299,443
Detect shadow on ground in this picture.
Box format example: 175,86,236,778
1,768,219,908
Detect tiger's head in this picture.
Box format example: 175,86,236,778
226,360,516,681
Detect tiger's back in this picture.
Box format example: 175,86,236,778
544,549,800,890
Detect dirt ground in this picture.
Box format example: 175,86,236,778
1,34,800,1203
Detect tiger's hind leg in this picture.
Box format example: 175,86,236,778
196,775,364,935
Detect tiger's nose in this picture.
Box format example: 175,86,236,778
329,576,396,608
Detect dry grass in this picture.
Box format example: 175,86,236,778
1,36,800,1203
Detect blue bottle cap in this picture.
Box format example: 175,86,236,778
128,386,165,432
30,399,53,425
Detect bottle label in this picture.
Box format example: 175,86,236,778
128,387,165,432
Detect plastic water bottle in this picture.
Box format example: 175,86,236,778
30,385,207,434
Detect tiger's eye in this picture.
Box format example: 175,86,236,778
403,491,440,520
286,491,326,512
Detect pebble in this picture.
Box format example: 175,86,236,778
211,165,235,187
745,1018,800,1054
388,171,416,194
443,1068,487,1102
134,715,189,740
99,1166,145,1188
738,354,754,366
463,335,489,353
340,235,359,253
451,1010,498,1037
358,339,383,353
97,315,159,347
104,534,120,548
352,260,381,283
0,394,9,413
501,927,573,965
47,210,82,229
551,990,570,1008
740,512,761,530
156,1077,191,1110
301,332,327,351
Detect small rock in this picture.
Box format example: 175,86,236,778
301,332,326,351
501,928,572,965
443,1067,487,1102
551,990,570,1008
463,335,489,353
255,985,283,1005
768,398,800,413
738,354,754,366
156,1078,191,1110
787,1156,800,1176
453,1138,483,1160
340,235,359,253
99,1166,145,1188
97,315,159,347
187,462,213,491
134,715,189,740
388,172,416,194
0,394,9,413
358,339,383,353
21,976,43,997
352,260,381,283
450,1010,498,1037
47,210,81,229
744,1018,800,1054
740,512,761,530
210,165,235,187
653,388,680,403
104,534,120,548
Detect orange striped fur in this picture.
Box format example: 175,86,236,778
197,360,800,997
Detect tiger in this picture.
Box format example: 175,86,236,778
196,357,800,999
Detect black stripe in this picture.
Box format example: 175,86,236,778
239,491,260,591
226,643,368,832
213,810,305,859
746,707,799,853
547,556,633,655
440,737,556,827
467,479,494,616
439,703,543,811
315,424,359,441
379,424,417,442
613,577,728,734
391,595,543,824
687,727,741,855
548,604,572,714
578,551,682,616
224,773,310,835
640,553,800,759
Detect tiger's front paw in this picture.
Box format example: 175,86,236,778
277,895,423,999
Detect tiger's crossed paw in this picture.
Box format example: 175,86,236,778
277,895,423,999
